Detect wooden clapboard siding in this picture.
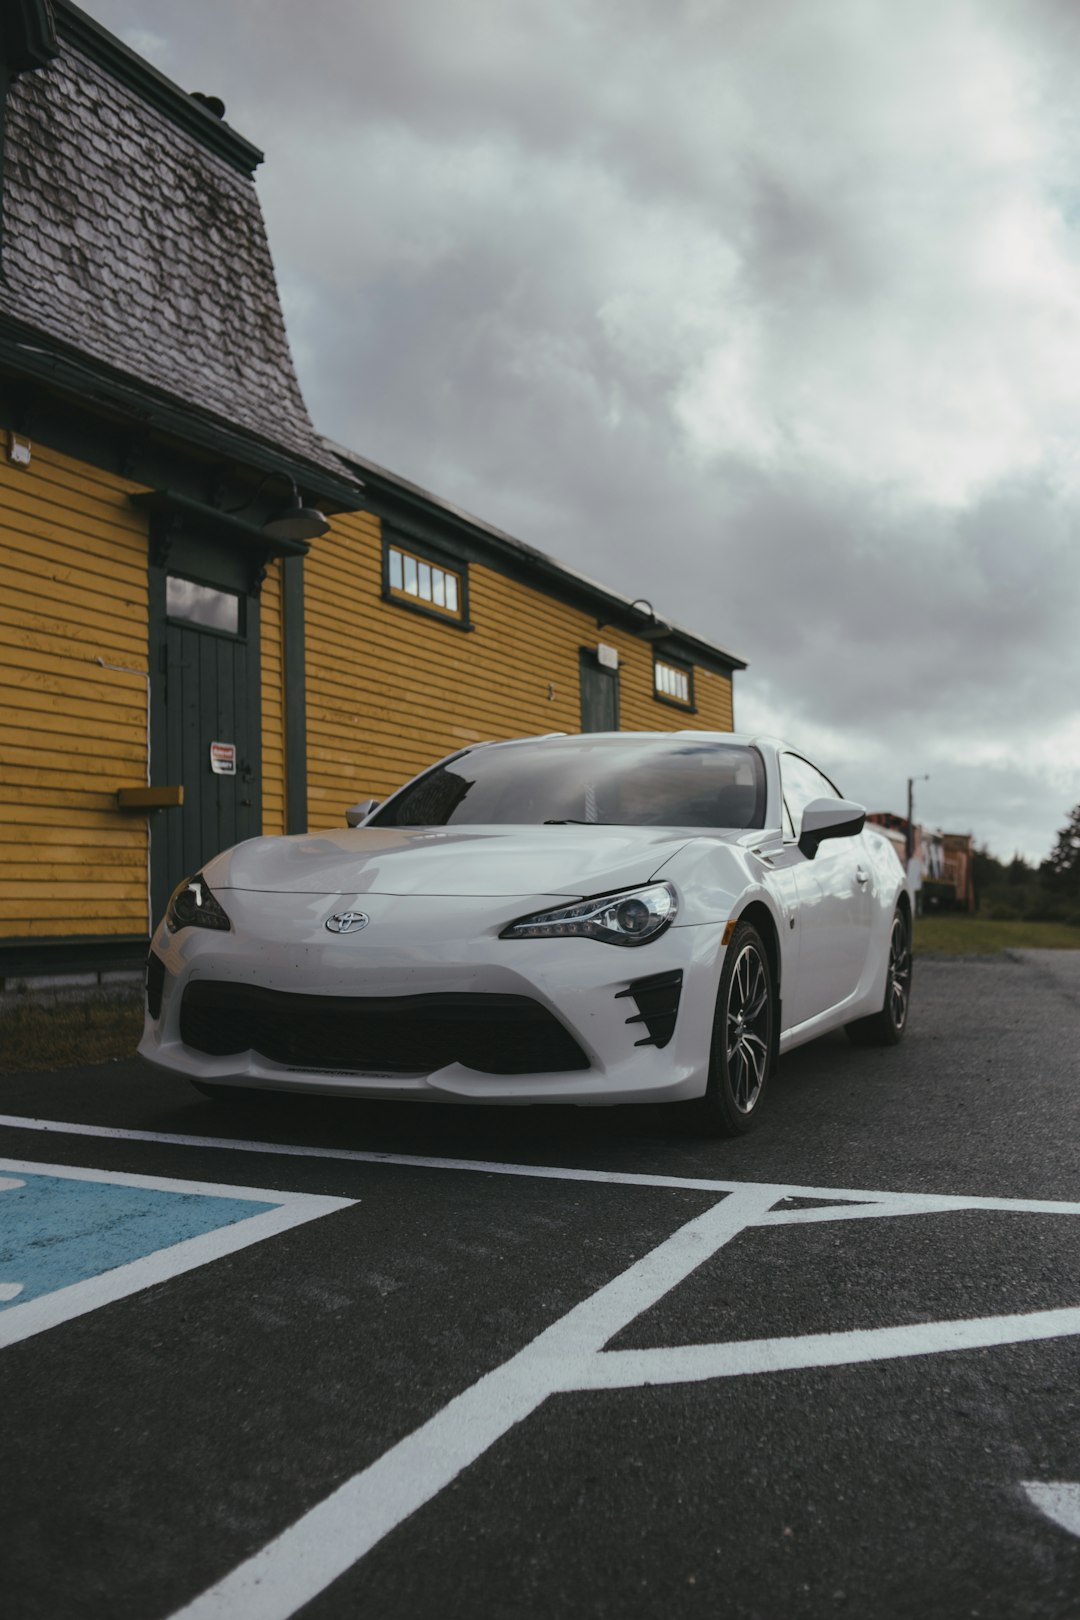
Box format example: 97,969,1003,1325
260,557,286,836
0,439,150,940
303,511,734,829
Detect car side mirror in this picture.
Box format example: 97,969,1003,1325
346,799,380,827
798,797,866,859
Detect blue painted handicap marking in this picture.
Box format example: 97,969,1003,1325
0,1157,354,1349
0,1170,278,1309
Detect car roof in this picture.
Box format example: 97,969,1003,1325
478,731,769,748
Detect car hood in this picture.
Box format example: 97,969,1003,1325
203,825,698,900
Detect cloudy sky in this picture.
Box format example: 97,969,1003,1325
93,0,1080,861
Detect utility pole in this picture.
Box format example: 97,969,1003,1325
906,774,929,861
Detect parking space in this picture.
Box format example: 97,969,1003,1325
4,953,1080,1619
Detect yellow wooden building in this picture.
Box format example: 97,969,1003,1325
0,3,744,991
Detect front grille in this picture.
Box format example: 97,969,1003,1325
146,951,166,1020
179,981,590,1075
614,969,683,1049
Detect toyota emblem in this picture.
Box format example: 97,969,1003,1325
325,910,370,934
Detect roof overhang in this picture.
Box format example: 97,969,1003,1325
129,489,311,561
0,322,364,511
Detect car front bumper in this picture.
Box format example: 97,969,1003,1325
138,889,726,1106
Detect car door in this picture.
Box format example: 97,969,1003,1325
782,753,872,1026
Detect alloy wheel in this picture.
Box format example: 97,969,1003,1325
888,914,912,1031
725,943,770,1112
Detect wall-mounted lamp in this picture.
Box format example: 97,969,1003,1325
225,472,330,542
625,598,673,642
597,598,673,640
262,479,330,542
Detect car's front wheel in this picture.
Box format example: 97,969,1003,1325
686,920,776,1136
845,905,912,1047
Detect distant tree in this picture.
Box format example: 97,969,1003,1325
1007,853,1034,886
1042,805,1080,897
973,844,1005,891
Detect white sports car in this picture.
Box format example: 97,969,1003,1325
140,732,912,1134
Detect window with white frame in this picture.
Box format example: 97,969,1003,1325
654,657,692,707
386,541,463,620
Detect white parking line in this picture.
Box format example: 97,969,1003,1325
3,1113,1080,1216
167,1185,783,1620
5,1112,1080,1618
162,1172,1080,1620
577,1307,1080,1388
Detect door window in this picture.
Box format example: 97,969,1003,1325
166,575,242,636
781,753,842,840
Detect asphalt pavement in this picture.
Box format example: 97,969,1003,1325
2,950,1080,1620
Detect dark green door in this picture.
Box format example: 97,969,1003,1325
579,649,620,733
153,575,261,921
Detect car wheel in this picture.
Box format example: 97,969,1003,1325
687,920,775,1136
845,906,912,1047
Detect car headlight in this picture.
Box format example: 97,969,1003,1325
165,873,231,933
501,882,677,946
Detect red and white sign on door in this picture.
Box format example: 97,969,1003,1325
210,741,237,776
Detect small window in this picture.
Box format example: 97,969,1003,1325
166,575,241,635
386,541,464,623
654,657,693,709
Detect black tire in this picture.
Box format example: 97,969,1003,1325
686,920,776,1136
845,905,912,1047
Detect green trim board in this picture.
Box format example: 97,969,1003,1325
282,556,308,835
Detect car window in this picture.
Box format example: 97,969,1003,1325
781,753,842,840
372,738,767,829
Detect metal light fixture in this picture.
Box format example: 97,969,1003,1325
628,598,673,642
596,598,673,641
262,479,330,543
224,472,331,542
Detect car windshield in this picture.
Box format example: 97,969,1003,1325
371,738,766,829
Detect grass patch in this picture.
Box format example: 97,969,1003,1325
0,997,143,1073
914,915,1080,955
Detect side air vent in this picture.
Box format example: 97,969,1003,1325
614,969,683,1049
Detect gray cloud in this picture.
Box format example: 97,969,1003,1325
90,0,1080,858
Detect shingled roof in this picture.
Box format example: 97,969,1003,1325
0,2,352,486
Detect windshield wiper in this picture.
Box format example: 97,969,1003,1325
542,818,619,825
